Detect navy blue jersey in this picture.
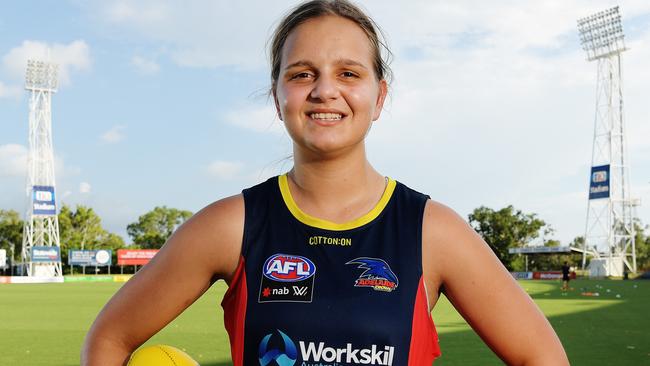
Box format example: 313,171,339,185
222,174,441,365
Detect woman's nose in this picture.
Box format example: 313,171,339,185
310,75,339,101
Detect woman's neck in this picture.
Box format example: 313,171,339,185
288,144,386,223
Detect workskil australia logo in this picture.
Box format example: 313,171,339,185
259,329,298,366
346,257,398,292
258,330,395,366
259,253,316,303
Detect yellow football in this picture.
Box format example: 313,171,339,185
127,345,199,366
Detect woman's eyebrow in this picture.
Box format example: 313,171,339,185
284,59,368,70
334,58,368,69
284,60,315,70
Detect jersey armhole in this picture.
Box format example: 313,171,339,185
416,195,430,277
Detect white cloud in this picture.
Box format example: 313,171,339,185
131,56,160,75
223,104,284,134
105,1,169,23
101,125,126,143
2,40,91,86
0,143,81,186
79,182,91,194
0,144,28,177
55,158,81,179
91,1,294,69
0,81,21,99
105,1,137,22
206,160,244,180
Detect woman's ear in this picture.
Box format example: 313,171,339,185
372,79,388,121
272,88,283,121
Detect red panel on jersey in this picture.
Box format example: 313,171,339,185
221,257,247,366
408,276,441,365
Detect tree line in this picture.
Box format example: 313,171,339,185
1,204,649,271
0,205,191,265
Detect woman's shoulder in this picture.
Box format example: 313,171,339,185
173,194,245,280
422,198,475,248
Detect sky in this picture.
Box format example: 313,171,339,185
0,0,649,246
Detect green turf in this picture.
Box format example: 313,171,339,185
431,280,650,365
0,279,648,365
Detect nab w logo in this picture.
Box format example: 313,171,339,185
292,286,308,296
258,329,297,366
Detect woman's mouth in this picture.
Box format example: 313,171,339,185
309,112,343,121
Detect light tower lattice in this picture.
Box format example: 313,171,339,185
577,6,638,276
21,59,63,277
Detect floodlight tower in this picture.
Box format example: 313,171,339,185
577,6,637,276
21,59,63,277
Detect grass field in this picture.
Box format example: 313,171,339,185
0,279,648,365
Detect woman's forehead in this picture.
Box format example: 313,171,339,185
280,15,373,67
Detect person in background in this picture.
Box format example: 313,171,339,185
561,261,571,290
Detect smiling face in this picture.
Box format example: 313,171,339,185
273,15,387,158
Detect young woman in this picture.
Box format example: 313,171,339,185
82,1,569,365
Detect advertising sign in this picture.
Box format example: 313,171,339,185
510,272,533,280
69,250,112,266
0,249,6,268
589,165,610,200
509,246,571,254
532,271,577,280
117,249,158,266
31,246,61,262
33,185,57,215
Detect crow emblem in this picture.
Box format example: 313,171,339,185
346,257,399,292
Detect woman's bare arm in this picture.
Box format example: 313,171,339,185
423,200,568,365
81,194,244,366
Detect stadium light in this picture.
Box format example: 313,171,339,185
25,59,59,92
22,58,63,277
577,6,626,61
577,6,638,276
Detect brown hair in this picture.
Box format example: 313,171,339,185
269,0,392,89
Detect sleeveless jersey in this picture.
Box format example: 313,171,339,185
222,174,441,366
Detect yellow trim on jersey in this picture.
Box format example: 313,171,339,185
278,174,396,231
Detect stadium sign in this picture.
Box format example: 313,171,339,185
32,185,56,215
509,246,571,254
69,250,112,266
117,249,158,266
31,246,61,262
589,164,610,200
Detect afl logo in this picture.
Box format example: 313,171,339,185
263,254,316,282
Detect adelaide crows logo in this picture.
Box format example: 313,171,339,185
258,329,297,366
346,257,399,292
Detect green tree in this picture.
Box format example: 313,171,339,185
127,206,192,249
59,205,126,261
0,210,23,260
468,205,547,270
633,220,650,271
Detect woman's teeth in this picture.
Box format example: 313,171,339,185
310,112,342,121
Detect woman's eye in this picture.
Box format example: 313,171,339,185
291,72,312,80
342,71,357,78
